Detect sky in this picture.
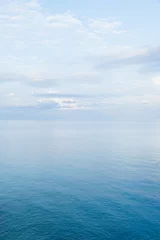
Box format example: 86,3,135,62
0,0,160,120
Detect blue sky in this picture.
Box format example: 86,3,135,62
0,0,160,120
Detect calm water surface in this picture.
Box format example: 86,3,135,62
0,121,160,240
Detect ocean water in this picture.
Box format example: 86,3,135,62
0,121,160,240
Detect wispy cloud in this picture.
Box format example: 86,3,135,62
0,0,159,119
94,45,160,72
88,18,126,35
0,72,28,83
0,71,102,87
34,93,92,99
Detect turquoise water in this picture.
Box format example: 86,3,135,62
0,121,160,240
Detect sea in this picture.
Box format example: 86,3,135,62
0,121,160,240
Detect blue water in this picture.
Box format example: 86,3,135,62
0,121,160,240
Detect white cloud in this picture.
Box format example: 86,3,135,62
88,18,125,35
0,15,23,21
37,98,79,110
152,76,160,85
46,13,82,28
8,93,15,97
142,100,150,105
0,0,159,113
26,0,41,9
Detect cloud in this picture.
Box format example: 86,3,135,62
0,0,127,92
0,72,29,83
0,71,102,87
0,0,159,118
94,45,160,72
26,0,41,9
89,18,121,30
1,103,160,121
62,100,77,104
37,98,79,109
142,100,150,105
139,62,160,73
0,98,79,113
28,78,60,88
8,93,15,97
34,93,91,99
27,71,102,87
152,76,160,85
37,100,60,110
1,101,60,112
0,15,23,22
88,18,126,35
46,13,82,28
0,1,126,60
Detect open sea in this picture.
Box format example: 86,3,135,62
0,121,160,240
